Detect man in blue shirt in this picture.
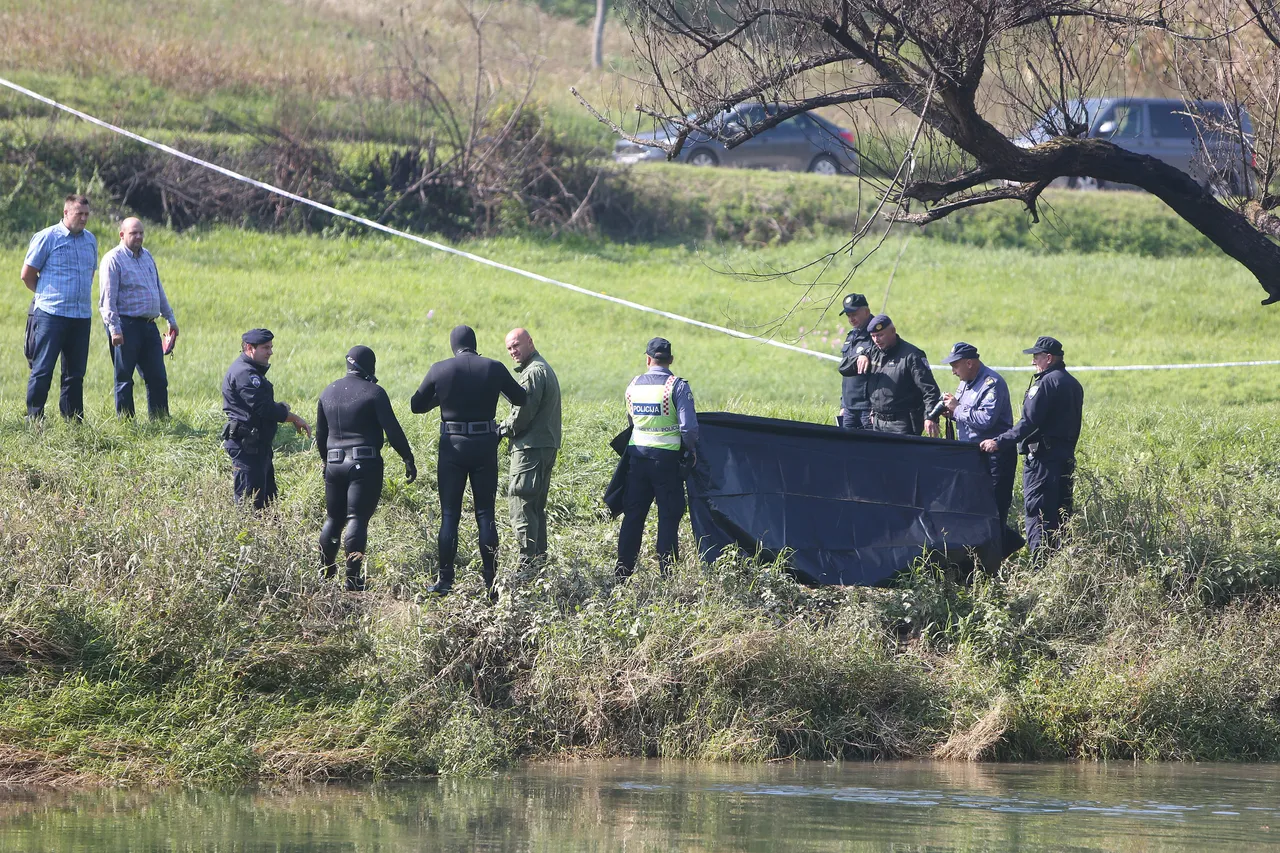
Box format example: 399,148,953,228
21,195,98,420
99,218,179,419
980,336,1085,558
941,342,1016,530
616,336,699,578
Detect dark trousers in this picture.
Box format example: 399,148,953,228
1023,455,1076,555
320,457,384,590
26,309,91,420
437,433,500,585
872,411,922,436
107,317,169,418
617,450,687,574
841,409,872,430
988,445,1018,529
227,444,277,510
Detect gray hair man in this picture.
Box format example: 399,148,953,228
498,327,562,569
99,217,178,419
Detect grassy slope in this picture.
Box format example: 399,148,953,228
5,0,1280,785
3,224,1280,782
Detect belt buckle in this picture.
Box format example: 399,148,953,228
468,421,488,435
353,446,375,460
327,449,344,463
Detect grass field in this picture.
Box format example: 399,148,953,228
4,221,1280,782
6,0,1280,785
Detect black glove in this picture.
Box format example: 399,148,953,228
405,459,418,484
496,423,510,439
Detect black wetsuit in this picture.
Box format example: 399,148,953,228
411,326,526,592
316,350,415,591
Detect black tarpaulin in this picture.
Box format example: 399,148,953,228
686,412,1002,585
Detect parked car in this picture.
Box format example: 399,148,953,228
613,102,859,175
1014,97,1255,193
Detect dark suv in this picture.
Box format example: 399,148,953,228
613,102,859,175
1016,97,1255,193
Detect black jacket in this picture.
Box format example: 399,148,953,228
316,373,414,462
995,364,1084,458
411,351,527,421
222,354,288,444
867,338,941,419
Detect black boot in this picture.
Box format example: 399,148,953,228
320,541,340,581
345,554,366,592
427,564,454,596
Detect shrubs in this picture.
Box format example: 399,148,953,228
4,397,1280,783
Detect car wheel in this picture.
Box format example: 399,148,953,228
1066,175,1101,191
808,154,840,176
687,149,719,168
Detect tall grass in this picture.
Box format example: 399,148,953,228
2,228,1280,782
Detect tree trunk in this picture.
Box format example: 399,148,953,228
592,0,607,69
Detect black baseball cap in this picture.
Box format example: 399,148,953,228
942,341,980,364
646,337,673,359
242,328,274,346
1022,336,1064,356
842,293,869,313
867,314,892,333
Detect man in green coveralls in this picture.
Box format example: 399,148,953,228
499,327,562,569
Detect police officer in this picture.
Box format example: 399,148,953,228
221,329,311,509
616,337,699,578
836,293,874,430
940,342,1016,529
411,325,527,596
316,346,417,592
980,336,1084,557
865,315,942,436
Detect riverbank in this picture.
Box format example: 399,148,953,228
3,227,1280,784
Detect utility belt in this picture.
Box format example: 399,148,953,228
327,445,377,464
442,419,497,436
871,408,914,420
121,315,158,323
221,420,261,442
1020,436,1069,460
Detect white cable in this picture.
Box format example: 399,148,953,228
0,76,834,363
4,75,1278,376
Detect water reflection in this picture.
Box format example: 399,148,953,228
1,760,1277,852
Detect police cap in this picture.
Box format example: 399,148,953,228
942,341,980,364
842,293,869,313
1022,335,1064,357
646,337,673,359
242,328,274,346
866,314,893,333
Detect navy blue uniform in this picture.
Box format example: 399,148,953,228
951,365,1016,528
993,364,1084,554
837,323,874,430
411,325,526,593
222,354,290,509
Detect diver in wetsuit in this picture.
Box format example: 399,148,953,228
316,345,417,591
411,325,527,596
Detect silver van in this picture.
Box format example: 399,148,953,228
1016,97,1255,193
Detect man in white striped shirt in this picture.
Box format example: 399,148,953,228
98,218,178,419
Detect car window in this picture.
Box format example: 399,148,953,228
1096,104,1143,138
1149,103,1196,138
775,115,810,132
737,105,767,126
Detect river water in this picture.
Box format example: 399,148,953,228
2,760,1278,851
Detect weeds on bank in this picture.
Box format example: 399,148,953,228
3,398,1280,784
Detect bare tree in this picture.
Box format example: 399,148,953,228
594,0,1280,304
